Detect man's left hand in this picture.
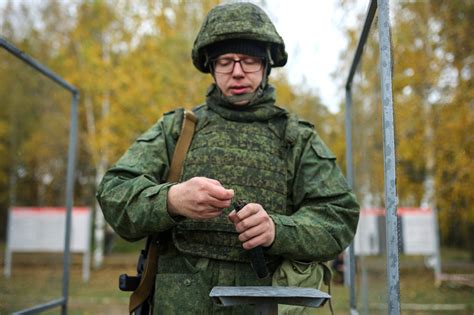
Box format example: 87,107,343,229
228,203,275,250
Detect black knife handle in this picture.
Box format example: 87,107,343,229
233,200,269,279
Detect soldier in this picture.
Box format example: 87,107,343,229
97,2,359,314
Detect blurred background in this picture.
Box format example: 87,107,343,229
0,0,472,314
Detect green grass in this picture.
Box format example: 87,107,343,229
1,243,473,314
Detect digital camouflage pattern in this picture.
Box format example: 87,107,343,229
96,83,360,314
173,86,288,263
192,2,287,72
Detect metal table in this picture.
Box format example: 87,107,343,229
210,286,331,315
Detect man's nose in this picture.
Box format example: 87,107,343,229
232,61,245,77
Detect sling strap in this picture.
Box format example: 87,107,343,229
167,110,198,183
129,109,197,314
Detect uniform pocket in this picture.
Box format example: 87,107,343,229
137,128,161,142
153,255,213,315
153,272,212,315
272,259,324,289
311,141,336,160
272,260,326,315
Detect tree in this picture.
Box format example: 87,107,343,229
336,0,474,258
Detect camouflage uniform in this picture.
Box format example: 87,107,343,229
96,3,359,314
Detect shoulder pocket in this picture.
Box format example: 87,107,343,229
137,129,161,142
311,141,336,160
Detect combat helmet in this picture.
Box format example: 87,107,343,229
192,2,287,73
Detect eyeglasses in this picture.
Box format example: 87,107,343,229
213,56,264,74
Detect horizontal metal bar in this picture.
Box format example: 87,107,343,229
0,36,78,94
13,298,66,315
345,0,378,90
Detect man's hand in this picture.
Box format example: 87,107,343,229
167,177,234,220
228,203,275,250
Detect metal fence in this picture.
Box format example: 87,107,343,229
1,36,79,315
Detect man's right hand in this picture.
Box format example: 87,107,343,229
167,177,234,220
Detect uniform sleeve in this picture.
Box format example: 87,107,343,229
266,130,360,262
96,112,181,242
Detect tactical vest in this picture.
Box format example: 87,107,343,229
172,108,290,262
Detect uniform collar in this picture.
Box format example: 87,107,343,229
206,84,287,122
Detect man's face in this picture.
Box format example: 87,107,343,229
213,53,264,105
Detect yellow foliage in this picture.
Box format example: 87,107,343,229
339,0,474,252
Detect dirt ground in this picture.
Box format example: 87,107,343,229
1,248,473,314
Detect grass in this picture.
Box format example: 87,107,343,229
1,240,473,314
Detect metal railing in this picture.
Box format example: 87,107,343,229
1,36,79,315
344,0,401,314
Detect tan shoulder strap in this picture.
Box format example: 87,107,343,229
129,109,197,314
167,110,197,182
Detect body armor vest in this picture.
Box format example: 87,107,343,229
172,108,288,262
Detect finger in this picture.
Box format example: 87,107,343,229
195,203,222,212
207,185,234,201
194,189,231,208
202,177,234,199
201,177,223,186
235,216,259,233
197,208,223,220
238,223,265,242
234,203,260,221
243,239,260,250
194,194,231,210
208,196,232,209
242,233,267,250
228,210,240,224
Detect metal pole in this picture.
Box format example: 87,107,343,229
344,90,354,209
61,92,79,315
4,208,12,277
345,0,378,90
432,207,442,286
376,0,401,314
344,2,378,314
344,88,358,315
